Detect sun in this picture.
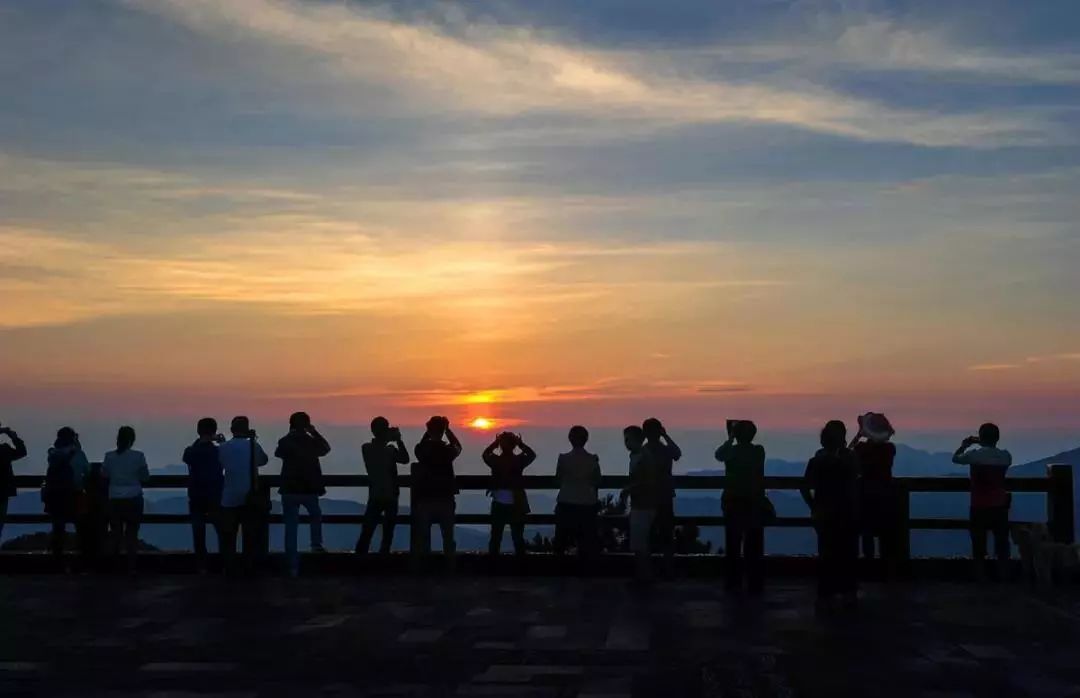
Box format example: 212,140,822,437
468,416,496,430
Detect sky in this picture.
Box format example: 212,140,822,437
1,0,1080,444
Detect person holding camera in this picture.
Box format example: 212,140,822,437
0,422,28,541
482,431,537,559
218,416,269,576
642,418,682,572
276,411,331,577
953,423,1013,580
411,416,462,569
182,417,226,572
715,419,767,594
356,417,409,555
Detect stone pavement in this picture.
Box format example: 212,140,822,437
2,574,1080,697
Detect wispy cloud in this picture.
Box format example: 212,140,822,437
125,0,1063,147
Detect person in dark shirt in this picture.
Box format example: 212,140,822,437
482,431,537,558
715,420,767,594
275,411,331,577
801,420,860,610
411,416,462,569
642,418,682,572
182,417,226,572
850,412,899,577
356,417,409,555
0,423,28,541
952,423,1013,581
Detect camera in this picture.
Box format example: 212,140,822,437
388,426,402,440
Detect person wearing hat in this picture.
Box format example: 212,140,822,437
850,413,899,578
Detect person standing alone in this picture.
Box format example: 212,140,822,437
356,417,409,555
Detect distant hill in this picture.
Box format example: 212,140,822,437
0,531,160,552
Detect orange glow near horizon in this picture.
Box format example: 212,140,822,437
468,416,497,430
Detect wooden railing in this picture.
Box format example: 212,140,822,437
6,464,1073,554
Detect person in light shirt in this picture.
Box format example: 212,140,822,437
102,426,150,575
218,416,269,576
952,423,1013,581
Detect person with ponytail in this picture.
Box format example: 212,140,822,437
102,425,150,574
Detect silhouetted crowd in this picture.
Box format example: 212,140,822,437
0,413,1015,608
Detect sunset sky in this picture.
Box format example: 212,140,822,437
2,0,1079,435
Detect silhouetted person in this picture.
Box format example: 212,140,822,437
218,416,269,576
483,431,536,559
102,426,150,575
276,411,331,577
801,420,860,611
182,417,226,572
621,425,658,583
716,420,766,594
411,416,462,569
356,417,408,555
553,426,601,559
43,427,89,568
0,422,27,541
953,423,1013,581
642,418,681,572
850,412,899,578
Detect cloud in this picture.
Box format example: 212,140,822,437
124,0,1063,147
967,363,1021,372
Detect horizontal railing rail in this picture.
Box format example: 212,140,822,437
5,466,1074,550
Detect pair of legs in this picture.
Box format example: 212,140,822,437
109,497,144,574
189,496,222,570
970,505,1011,580
489,501,527,556
723,500,764,593
817,519,859,601
630,508,656,582
860,491,901,578
553,503,598,558
282,494,324,576
356,497,398,554
411,498,456,569
220,505,261,576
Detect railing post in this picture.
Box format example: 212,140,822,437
896,482,912,564
1047,464,1075,544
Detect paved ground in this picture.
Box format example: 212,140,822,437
2,574,1080,697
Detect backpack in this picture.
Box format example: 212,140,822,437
41,449,77,515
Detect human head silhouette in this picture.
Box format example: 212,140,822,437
624,425,645,452
55,426,78,449
231,416,251,437
371,416,390,440
732,420,757,444
496,431,518,452
289,411,311,432
642,418,664,441
197,417,218,438
426,415,448,440
116,425,136,453
568,425,589,449
978,422,1001,447
820,420,847,451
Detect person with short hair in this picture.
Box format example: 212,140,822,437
182,417,225,572
43,427,89,567
801,420,860,610
483,431,537,558
642,418,681,571
0,422,27,541
554,426,602,559
621,425,658,583
411,416,462,569
715,420,767,593
953,423,1013,580
102,426,150,575
218,416,269,576
850,412,899,577
356,417,409,555
276,411,331,577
